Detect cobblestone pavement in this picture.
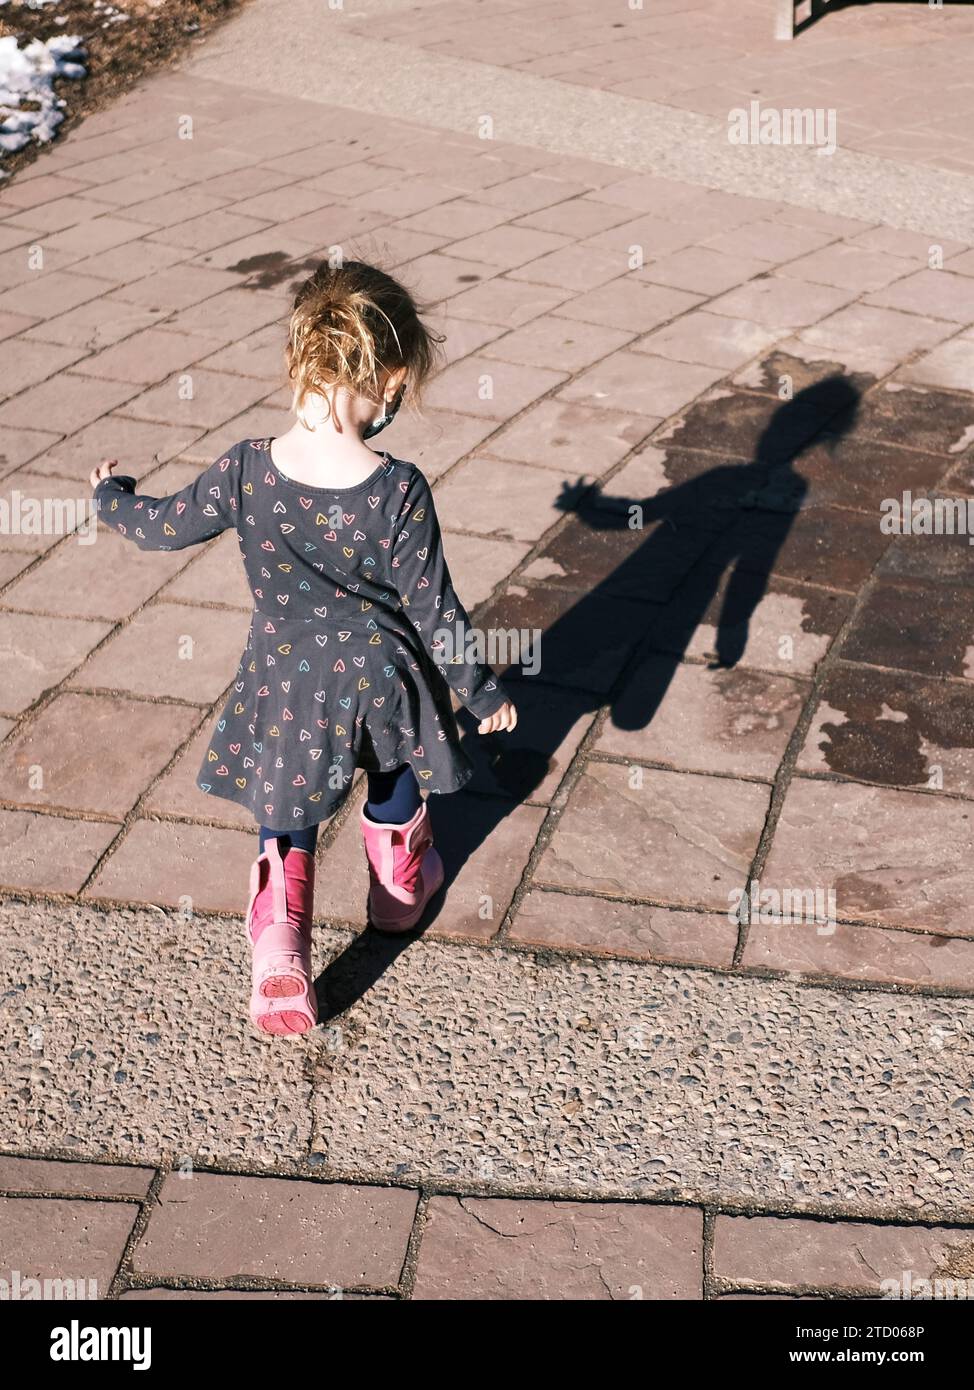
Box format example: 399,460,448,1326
2,0,974,1299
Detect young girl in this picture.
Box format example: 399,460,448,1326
91,261,517,1038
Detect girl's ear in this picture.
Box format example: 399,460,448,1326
385,366,408,402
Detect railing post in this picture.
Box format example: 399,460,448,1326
775,0,796,39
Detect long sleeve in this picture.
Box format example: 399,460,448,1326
94,452,242,551
392,468,508,720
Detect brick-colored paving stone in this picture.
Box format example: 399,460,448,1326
75,601,250,704
143,723,255,830
558,349,721,418
845,381,974,457
482,313,630,373
596,658,808,781
0,551,31,587
797,664,974,798
422,354,566,421
134,1174,417,1288
379,406,497,482
116,368,269,432
413,1197,702,1300
536,762,770,910
0,468,101,555
0,338,87,398
634,311,779,371
841,580,974,682
74,327,223,386
85,819,256,913
162,532,253,611
510,889,737,966
0,691,199,818
0,372,137,435
25,416,203,479
2,529,191,622
485,398,650,475
742,916,974,990
0,1156,154,1198
714,1214,974,1295
555,279,705,339
434,456,583,543
762,777,974,936
0,612,112,715
802,303,954,363
438,532,529,608
0,1197,138,1295
795,435,947,514
0,810,118,894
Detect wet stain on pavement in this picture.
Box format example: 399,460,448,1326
801,663,974,793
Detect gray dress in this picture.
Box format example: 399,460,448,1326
95,438,507,830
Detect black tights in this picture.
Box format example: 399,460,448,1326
258,764,421,856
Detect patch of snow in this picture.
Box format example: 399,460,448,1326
94,1,131,23
0,33,86,155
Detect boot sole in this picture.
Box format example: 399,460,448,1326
255,1010,314,1036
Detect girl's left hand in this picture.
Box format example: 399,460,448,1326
90,458,119,489
478,700,518,735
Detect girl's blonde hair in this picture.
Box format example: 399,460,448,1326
286,260,442,427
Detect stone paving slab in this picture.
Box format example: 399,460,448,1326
797,664,974,798
741,916,974,993
0,1197,138,1296
535,762,770,910
84,820,258,916
412,1197,702,1300
509,890,738,969
594,658,808,781
183,2,974,238
0,692,199,820
713,1214,974,1295
763,777,974,937
133,1173,417,1288
0,812,120,896
0,1156,154,1198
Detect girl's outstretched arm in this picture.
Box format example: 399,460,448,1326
90,453,242,551
392,467,516,731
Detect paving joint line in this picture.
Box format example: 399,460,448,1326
3,1143,972,1230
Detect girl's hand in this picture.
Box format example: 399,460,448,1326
478,700,518,735
89,458,118,489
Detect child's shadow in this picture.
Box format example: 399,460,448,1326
436,374,862,904
316,375,861,1018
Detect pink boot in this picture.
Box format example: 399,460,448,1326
245,838,318,1036
361,801,444,933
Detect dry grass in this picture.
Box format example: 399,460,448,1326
0,0,246,178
